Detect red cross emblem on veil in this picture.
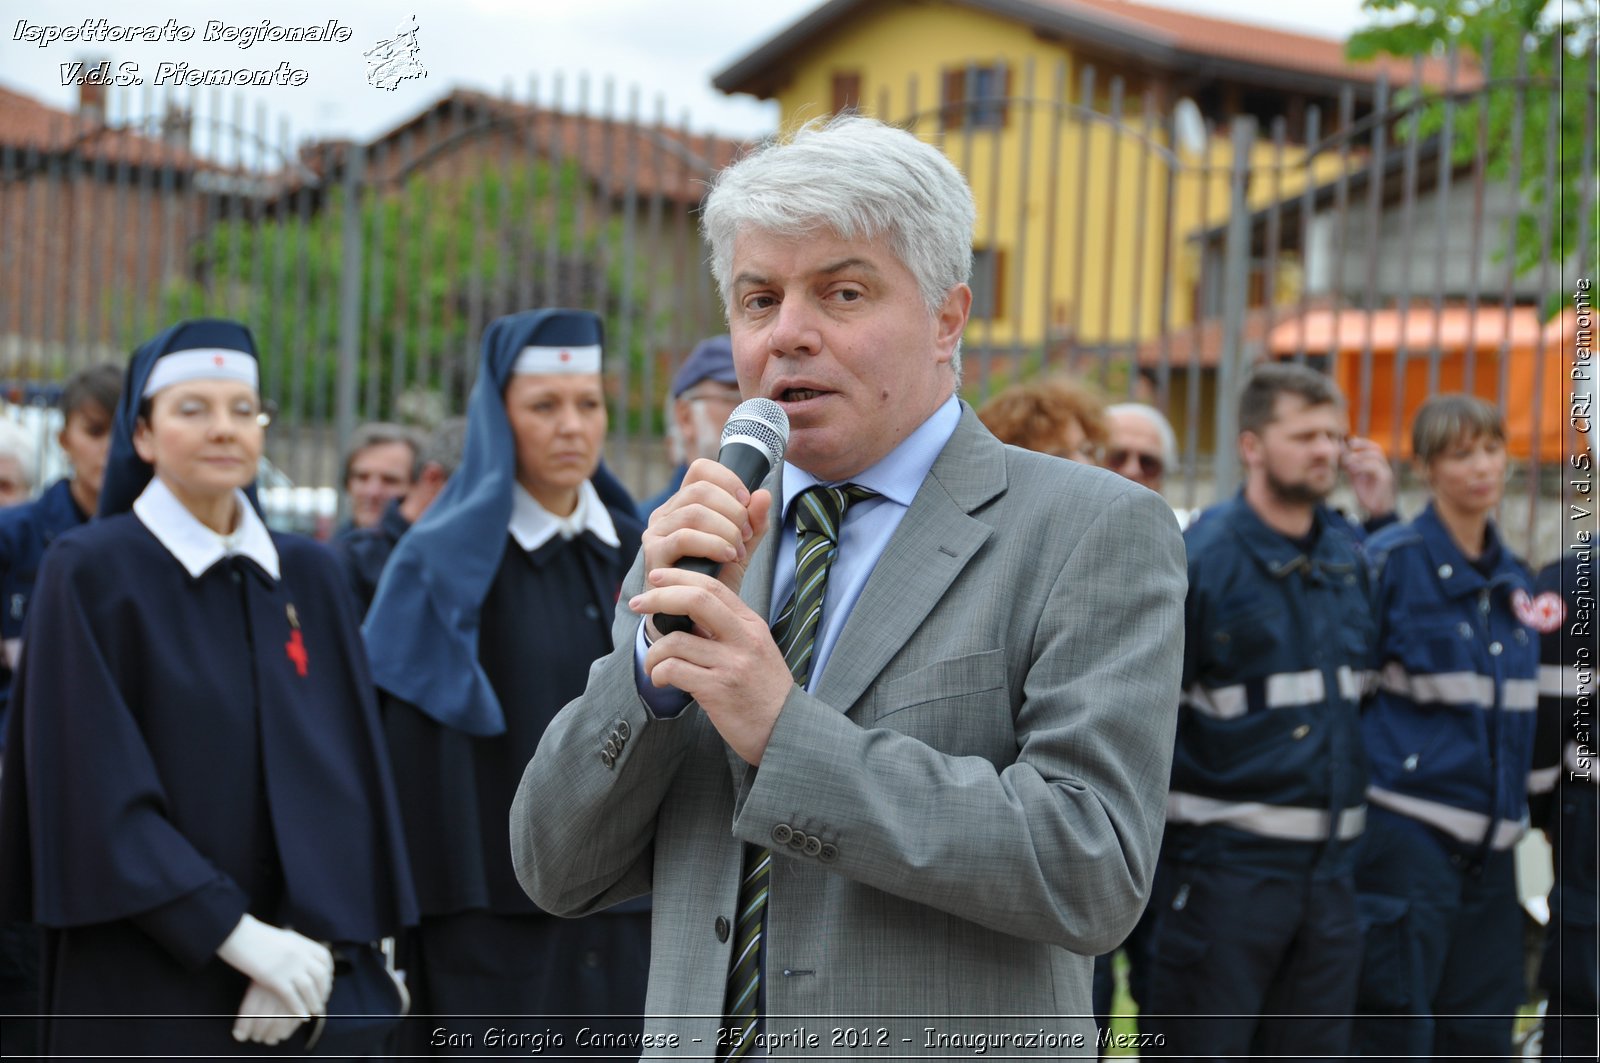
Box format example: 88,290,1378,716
213,354,225,367
559,350,571,363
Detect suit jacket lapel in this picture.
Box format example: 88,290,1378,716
815,405,1002,719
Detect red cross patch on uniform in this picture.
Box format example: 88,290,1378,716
284,603,309,676
1512,589,1565,634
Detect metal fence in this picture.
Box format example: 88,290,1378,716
0,44,1591,561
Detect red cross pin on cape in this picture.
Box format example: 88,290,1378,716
285,602,309,677
1512,589,1566,634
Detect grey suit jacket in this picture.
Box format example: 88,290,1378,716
512,406,1185,1057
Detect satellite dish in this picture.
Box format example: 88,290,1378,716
1173,97,1206,157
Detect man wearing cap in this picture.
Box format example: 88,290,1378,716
640,336,743,519
512,116,1184,1056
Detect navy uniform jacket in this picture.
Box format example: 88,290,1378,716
382,502,645,917
334,498,411,616
0,480,89,739
0,514,416,1049
1363,504,1538,854
1168,494,1376,876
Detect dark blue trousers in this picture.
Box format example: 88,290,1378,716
1352,808,1524,1060
1541,786,1598,1062
1142,861,1361,1061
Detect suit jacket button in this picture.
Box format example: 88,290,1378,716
802,836,823,857
771,824,793,845
604,738,620,757
818,843,838,863
600,750,615,769
617,721,631,740
715,916,729,943
788,830,807,850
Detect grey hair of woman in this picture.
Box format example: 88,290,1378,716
700,115,977,375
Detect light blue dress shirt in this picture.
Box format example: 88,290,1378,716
635,395,962,717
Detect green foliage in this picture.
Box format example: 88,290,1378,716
130,160,677,426
1347,0,1598,305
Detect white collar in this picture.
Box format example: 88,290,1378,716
509,478,619,553
133,477,281,580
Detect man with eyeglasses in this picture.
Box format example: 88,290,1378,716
1105,403,1176,493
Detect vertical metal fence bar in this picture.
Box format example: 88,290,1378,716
1263,117,1286,363
1524,35,1564,557
640,92,669,489
249,102,270,388
41,112,62,357
1125,88,1155,397
336,146,364,468
1426,47,1461,388
1184,118,1217,513
1463,37,1495,390
363,137,388,422
517,74,539,315
1388,60,1425,461
267,116,290,406
1356,75,1389,442
1006,59,1035,388
1215,116,1257,497
616,84,643,479
223,93,245,322
978,60,1004,398
105,88,128,352
1293,105,1322,362
542,76,565,310
1495,45,1531,435
65,105,87,361
1095,77,1124,393
413,105,439,426
388,124,413,420
1039,61,1066,375
1069,65,1096,377
1155,107,1179,411
0,140,14,365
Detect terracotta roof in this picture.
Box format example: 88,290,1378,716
364,89,750,205
1267,304,1555,355
1133,299,1337,368
0,84,211,170
1050,0,1471,90
715,0,1474,98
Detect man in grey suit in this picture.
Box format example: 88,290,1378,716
512,115,1185,1058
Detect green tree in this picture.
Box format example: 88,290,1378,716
132,159,687,430
1348,0,1597,304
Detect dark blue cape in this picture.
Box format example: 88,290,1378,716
363,308,635,736
98,318,262,519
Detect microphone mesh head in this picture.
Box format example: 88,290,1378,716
721,398,789,466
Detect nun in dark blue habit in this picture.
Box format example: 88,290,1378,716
0,319,417,1055
364,308,649,1053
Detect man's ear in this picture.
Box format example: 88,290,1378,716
933,284,972,363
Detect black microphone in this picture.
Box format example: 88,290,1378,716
651,398,789,637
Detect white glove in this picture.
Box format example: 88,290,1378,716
216,914,334,1019
232,980,306,1045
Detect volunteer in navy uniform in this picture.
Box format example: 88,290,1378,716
1144,363,1381,1058
363,308,649,1054
1353,393,1539,1060
0,362,121,740
0,319,416,1055
0,362,120,1058
1529,550,1597,1061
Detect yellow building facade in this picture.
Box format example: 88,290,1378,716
717,0,1415,359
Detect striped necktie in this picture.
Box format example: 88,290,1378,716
720,483,876,1059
